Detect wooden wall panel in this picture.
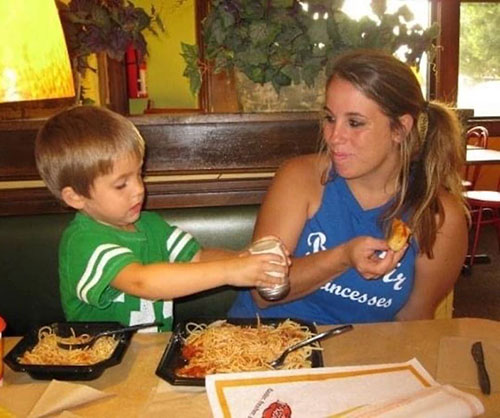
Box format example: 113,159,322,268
0,112,320,215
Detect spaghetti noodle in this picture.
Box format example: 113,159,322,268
18,326,118,366
176,318,319,378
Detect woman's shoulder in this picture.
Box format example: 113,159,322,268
271,154,328,216
277,153,328,182
437,188,468,225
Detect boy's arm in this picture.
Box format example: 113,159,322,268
110,253,285,300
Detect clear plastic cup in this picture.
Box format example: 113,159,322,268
249,238,290,301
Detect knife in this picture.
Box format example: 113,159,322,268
471,341,491,395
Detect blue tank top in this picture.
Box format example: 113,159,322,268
229,176,417,325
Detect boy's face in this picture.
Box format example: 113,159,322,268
79,153,144,230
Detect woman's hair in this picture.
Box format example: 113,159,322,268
35,105,145,200
323,50,467,257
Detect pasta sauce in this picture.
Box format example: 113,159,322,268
176,319,318,378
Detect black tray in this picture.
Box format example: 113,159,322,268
4,322,133,381
155,317,323,387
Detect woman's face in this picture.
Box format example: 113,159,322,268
323,77,401,183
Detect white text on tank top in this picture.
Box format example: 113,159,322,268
305,231,407,308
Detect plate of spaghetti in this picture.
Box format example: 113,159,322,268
4,322,133,381
156,317,323,386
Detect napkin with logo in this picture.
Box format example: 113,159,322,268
437,336,500,393
205,358,483,418
0,380,113,418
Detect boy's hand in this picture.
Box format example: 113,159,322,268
252,235,292,267
226,253,287,288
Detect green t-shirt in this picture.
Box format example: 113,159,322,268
59,211,201,331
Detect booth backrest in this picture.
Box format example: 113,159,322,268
0,205,258,336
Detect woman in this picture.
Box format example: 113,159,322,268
229,50,468,324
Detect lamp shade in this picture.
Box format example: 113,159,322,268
0,0,75,103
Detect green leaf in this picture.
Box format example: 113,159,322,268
210,17,227,45
241,2,265,20
302,58,323,87
180,42,199,60
180,42,202,96
236,47,268,65
247,66,266,84
270,0,294,8
249,21,274,45
220,7,235,28
281,64,301,85
271,70,291,92
214,51,234,72
308,18,330,45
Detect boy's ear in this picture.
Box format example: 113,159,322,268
61,186,86,210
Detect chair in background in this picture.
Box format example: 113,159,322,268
462,126,489,190
464,176,500,271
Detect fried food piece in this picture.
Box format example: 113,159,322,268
387,218,411,251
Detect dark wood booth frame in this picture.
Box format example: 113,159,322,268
0,112,321,216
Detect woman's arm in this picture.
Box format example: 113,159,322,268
251,155,403,307
396,192,468,320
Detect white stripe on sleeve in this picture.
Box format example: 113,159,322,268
169,233,193,262
76,243,120,300
79,247,132,303
166,228,183,251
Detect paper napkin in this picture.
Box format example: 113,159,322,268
206,358,483,418
342,384,484,417
0,380,113,418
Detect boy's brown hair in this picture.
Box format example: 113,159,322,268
35,106,145,200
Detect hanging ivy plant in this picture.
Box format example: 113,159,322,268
182,0,439,95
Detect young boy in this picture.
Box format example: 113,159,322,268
34,106,286,331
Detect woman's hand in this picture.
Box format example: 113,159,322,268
343,236,408,279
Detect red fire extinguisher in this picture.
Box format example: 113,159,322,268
126,46,148,98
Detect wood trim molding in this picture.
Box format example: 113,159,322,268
0,177,273,216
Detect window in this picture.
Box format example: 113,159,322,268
457,2,500,117
341,0,432,96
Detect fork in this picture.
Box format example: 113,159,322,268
269,324,353,368
56,321,163,350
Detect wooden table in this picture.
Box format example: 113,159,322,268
466,146,500,165
2,318,499,417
